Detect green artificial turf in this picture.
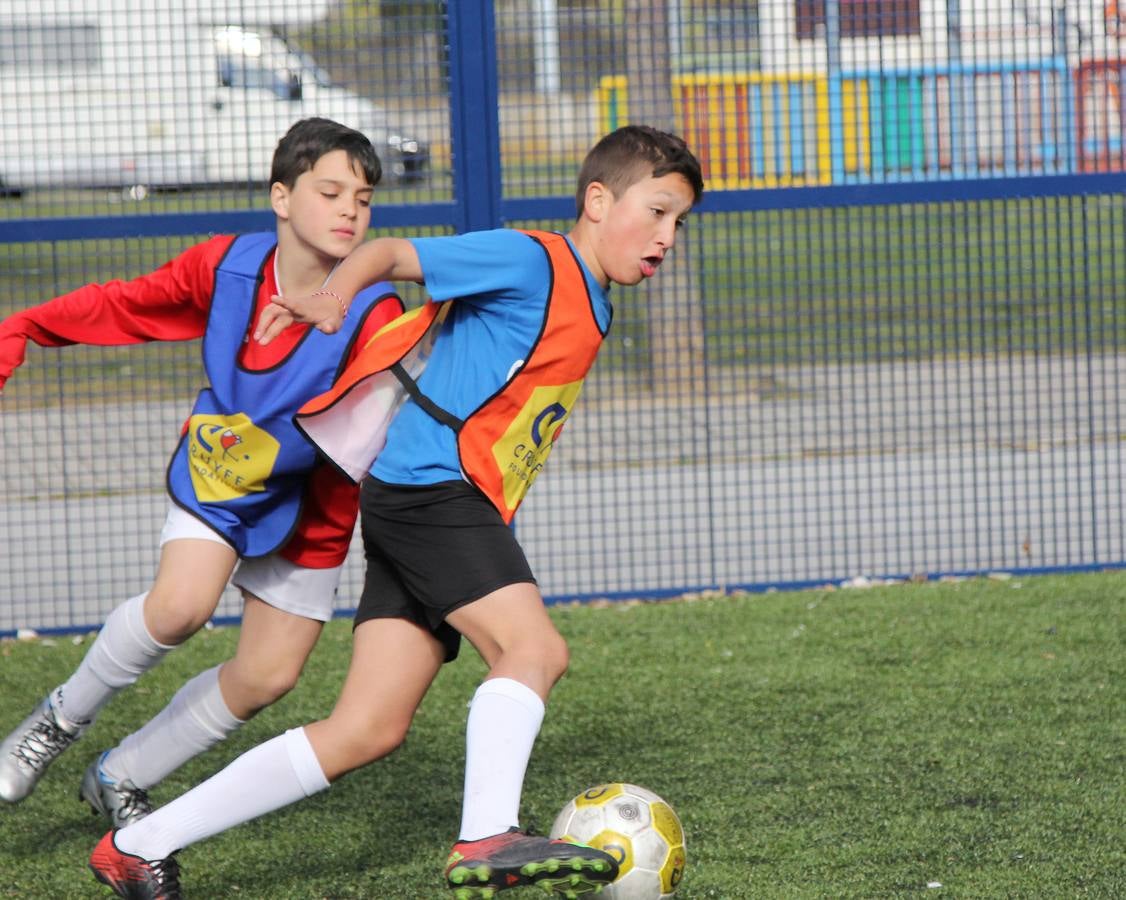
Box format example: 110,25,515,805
0,571,1123,897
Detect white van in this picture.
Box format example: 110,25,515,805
0,0,428,192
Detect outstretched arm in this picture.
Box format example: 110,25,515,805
255,237,423,345
0,239,225,393
0,282,208,393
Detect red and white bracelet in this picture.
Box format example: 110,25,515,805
312,289,347,316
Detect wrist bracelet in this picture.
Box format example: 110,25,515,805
312,289,347,316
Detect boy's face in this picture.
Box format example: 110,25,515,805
582,171,696,289
272,149,374,259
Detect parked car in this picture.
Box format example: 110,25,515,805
0,0,429,192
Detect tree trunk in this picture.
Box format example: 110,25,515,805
624,0,705,397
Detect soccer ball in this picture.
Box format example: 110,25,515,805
549,783,686,899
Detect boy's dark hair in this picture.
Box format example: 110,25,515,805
575,125,703,216
270,117,382,188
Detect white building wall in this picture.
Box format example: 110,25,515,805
757,0,1121,73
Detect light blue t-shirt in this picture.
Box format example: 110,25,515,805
369,228,611,486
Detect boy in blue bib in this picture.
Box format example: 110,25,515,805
0,120,403,831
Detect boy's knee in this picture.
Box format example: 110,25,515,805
307,713,412,782
143,589,213,644
525,631,570,684
333,717,410,769
246,668,301,708
223,659,303,714
546,635,570,681
373,723,411,759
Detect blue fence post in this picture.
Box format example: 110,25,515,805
447,0,503,232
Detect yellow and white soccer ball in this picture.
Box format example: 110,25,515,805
549,783,686,899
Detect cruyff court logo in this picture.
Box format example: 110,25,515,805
187,412,280,503
531,403,567,447
491,381,584,511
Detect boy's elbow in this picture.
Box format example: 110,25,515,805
377,238,421,283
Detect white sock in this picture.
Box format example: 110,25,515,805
56,594,173,725
100,665,244,789
458,678,545,842
115,727,329,861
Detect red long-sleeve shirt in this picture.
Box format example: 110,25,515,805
0,234,404,567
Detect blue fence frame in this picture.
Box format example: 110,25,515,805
1,0,1125,636
3,1,1121,246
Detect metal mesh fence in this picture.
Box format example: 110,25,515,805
515,199,1126,600
1,0,1124,634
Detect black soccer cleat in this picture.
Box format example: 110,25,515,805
445,827,618,898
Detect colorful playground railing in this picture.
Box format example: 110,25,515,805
597,72,832,188
833,59,1074,182
1077,59,1126,170
597,57,1126,186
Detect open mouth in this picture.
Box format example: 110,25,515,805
640,256,662,277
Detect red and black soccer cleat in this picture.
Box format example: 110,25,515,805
445,826,619,898
88,831,182,900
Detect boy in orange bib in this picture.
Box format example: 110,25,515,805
90,125,703,900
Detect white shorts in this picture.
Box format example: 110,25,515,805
159,505,342,623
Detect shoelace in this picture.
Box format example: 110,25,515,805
147,856,183,899
12,717,79,772
112,783,154,822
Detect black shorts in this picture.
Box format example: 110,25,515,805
355,477,537,663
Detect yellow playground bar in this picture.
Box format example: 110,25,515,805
598,72,833,189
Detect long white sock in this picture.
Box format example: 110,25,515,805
100,665,244,789
115,727,329,861
56,593,174,725
458,678,546,841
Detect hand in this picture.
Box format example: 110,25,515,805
254,291,344,345
0,330,28,393
254,302,295,345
